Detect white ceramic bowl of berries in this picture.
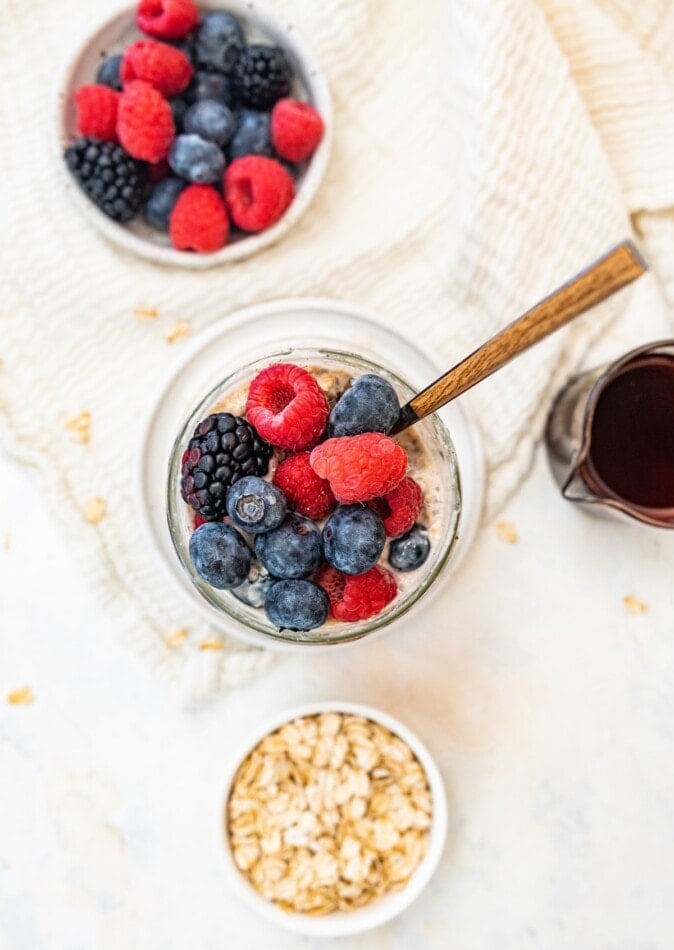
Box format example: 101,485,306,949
58,0,332,267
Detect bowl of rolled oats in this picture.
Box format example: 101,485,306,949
221,701,447,936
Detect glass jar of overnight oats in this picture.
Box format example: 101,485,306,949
166,345,461,646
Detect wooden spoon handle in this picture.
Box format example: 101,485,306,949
394,240,647,432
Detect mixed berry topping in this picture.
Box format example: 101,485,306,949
309,433,408,504
180,412,273,520
328,373,400,438
315,564,398,623
226,476,287,535
189,522,251,589
264,579,329,633
272,451,336,520
245,363,329,450
322,505,386,576
370,476,424,538
63,0,325,254
254,513,324,580
179,363,434,634
388,525,431,572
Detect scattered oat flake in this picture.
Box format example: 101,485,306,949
2,534,9,551
65,411,91,444
7,685,34,705
134,306,159,320
83,497,106,524
165,628,189,648
495,520,518,544
623,594,648,614
165,321,191,343
199,639,224,651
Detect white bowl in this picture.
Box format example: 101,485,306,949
219,701,448,938
57,0,332,268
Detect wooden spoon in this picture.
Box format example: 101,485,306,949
392,240,647,434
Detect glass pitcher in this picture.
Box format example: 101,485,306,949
545,340,674,527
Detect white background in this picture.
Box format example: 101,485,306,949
2,433,674,949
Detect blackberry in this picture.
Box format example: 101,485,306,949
231,45,293,110
64,138,147,223
180,412,273,520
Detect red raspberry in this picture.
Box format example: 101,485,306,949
121,40,193,97
137,0,198,39
309,434,407,504
148,158,170,183
271,99,324,163
315,564,397,622
75,85,120,141
169,184,229,253
246,364,329,451
194,513,207,529
224,156,295,232
273,452,336,520
370,476,423,538
117,80,174,162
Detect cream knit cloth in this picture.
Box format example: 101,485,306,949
1,0,674,701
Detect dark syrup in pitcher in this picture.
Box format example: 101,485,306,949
582,355,674,510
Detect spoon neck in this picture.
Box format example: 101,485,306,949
391,403,420,435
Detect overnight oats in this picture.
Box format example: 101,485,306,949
167,350,461,644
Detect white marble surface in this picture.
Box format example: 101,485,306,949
2,434,674,949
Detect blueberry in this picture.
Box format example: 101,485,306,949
96,54,122,90
144,177,186,231
168,134,226,183
186,71,233,106
254,513,323,579
228,110,272,159
226,476,287,534
328,375,400,438
170,97,189,131
171,32,197,62
189,522,251,589
322,505,385,575
195,11,245,72
231,561,275,608
264,579,329,631
184,100,236,147
388,524,430,572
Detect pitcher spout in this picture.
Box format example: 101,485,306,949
561,467,600,504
